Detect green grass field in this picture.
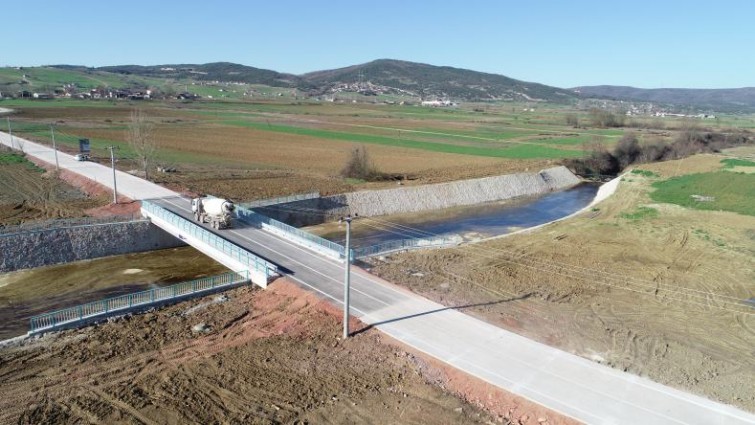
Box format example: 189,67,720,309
620,206,659,220
721,158,755,168
650,172,755,216
0,150,44,171
223,118,582,159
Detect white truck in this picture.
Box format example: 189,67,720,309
191,197,235,229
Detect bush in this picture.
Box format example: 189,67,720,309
566,142,620,178
565,113,579,127
340,145,382,181
567,129,754,179
614,132,641,169
589,108,624,128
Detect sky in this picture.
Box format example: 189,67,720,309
4,0,754,89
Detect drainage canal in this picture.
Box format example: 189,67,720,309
305,183,600,247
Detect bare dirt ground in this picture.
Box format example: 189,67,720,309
0,149,109,226
0,279,575,425
367,154,755,412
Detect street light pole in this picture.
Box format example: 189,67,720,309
7,117,14,150
341,215,353,339
107,146,118,204
50,125,59,170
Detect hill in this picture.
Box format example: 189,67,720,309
4,60,753,110
97,62,300,87
93,59,574,102
574,85,755,112
301,59,574,102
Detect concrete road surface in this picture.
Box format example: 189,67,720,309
3,132,754,424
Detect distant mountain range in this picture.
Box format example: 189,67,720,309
85,59,573,103
574,85,755,112
13,59,755,111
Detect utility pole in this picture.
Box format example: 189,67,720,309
107,146,119,204
50,125,59,170
339,214,357,339
6,117,14,150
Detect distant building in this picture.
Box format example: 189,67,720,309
32,92,53,99
421,99,456,107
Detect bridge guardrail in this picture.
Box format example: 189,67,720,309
29,271,248,334
141,200,274,275
235,206,347,259
239,191,320,209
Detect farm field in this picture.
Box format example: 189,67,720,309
367,153,755,412
1,99,637,200
0,147,109,226
5,99,754,203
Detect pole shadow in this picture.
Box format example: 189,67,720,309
351,293,533,336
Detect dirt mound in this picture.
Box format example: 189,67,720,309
0,279,573,424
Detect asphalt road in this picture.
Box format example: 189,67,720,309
3,132,754,424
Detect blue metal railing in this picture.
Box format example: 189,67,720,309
235,205,347,257
352,235,459,258
29,271,249,333
239,191,320,209
141,200,274,275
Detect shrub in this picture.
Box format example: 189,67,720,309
614,132,641,169
340,145,382,181
565,113,579,127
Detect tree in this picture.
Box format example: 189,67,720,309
613,132,641,168
126,109,158,180
340,145,380,181
565,113,579,127
588,108,624,128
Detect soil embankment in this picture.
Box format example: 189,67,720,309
262,166,581,226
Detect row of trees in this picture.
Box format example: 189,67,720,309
565,109,625,128
567,130,751,178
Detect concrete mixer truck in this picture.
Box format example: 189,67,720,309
191,197,235,229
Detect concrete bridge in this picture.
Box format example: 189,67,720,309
2,131,754,425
